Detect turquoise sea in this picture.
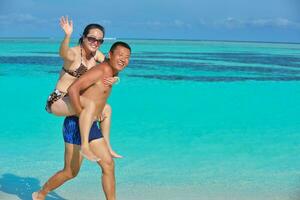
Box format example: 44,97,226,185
1,38,300,200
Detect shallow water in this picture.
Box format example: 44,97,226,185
1,39,300,200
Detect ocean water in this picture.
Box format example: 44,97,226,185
0,38,300,200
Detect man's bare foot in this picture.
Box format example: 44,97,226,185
32,192,45,200
110,149,123,158
80,146,100,161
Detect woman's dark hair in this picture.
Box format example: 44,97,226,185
78,23,105,44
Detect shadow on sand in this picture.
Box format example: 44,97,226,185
0,173,66,200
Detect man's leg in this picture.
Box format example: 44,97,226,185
90,138,116,200
32,143,83,200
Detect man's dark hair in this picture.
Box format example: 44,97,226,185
109,41,131,53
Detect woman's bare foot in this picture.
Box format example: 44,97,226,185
32,191,45,200
110,149,122,158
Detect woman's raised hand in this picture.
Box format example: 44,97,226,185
60,16,73,36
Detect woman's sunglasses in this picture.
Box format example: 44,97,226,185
86,36,104,45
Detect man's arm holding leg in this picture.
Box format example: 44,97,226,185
67,65,104,114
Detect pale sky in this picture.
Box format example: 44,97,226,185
0,0,299,42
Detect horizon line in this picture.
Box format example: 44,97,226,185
0,37,299,45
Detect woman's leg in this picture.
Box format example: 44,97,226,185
100,104,122,158
50,96,99,161
32,143,83,200
50,96,89,117
78,100,99,161
90,138,116,200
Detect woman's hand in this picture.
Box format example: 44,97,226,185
60,16,73,36
103,76,120,87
